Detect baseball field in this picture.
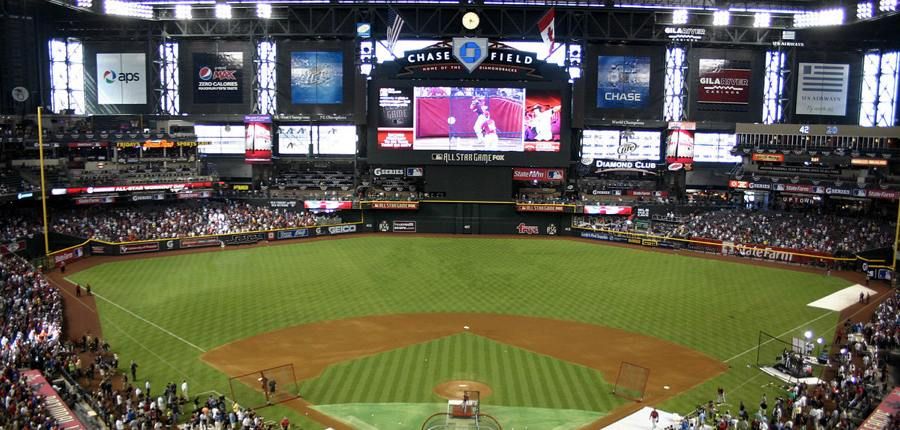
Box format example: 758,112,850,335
61,235,855,429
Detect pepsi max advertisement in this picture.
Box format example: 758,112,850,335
597,56,651,109
193,52,244,104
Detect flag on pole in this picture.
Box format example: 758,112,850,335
386,8,405,56
537,8,556,51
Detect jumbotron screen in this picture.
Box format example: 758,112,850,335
370,82,568,166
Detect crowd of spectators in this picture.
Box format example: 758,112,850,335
0,254,68,429
51,201,342,242
576,209,894,254
673,210,894,254
0,212,43,243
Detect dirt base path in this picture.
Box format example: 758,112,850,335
202,312,727,430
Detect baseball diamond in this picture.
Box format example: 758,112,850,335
45,234,865,429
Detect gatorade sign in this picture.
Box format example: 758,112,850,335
96,53,146,105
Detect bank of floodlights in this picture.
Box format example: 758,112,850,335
257,3,272,19
712,10,730,26
104,0,153,19
174,4,192,19
753,12,771,28
793,7,844,28
858,2,874,19
672,8,688,24
880,0,897,12
215,2,232,19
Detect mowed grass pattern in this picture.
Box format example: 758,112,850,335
68,236,849,426
302,332,624,412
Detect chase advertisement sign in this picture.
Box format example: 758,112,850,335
391,40,543,79
452,38,489,73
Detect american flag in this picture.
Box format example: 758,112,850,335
386,8,404,55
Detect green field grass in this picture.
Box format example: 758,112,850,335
68,236,850,428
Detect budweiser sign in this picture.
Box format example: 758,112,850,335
512,168,565,182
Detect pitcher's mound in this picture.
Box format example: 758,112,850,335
433,380,493,400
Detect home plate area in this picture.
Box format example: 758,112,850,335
807,284,877,311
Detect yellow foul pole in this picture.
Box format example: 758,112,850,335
37,107,50,257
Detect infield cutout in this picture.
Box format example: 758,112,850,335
433,380,493,400
807,284,877,311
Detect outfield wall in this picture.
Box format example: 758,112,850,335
43,202,883,272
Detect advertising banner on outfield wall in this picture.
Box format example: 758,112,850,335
512,168,565,182
52,246,85,266
719,240,833,264
393,221,417,232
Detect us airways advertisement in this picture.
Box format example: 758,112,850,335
193,52,244,104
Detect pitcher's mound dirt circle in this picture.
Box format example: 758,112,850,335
433,380,493,400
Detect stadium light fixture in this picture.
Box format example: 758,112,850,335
672,8,688,25
174,4,192,19
880,0,898,12
215,2,232,19
76,0,93,8
858,2,874,19
256,3,271,19
104,0,153,18
712,10,730,26
753,12,771,28
793,8,844,28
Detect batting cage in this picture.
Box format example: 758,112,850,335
228,363,300,410
613,361,650,401
755,331,821,384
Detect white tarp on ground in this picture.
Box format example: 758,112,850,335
807,284,877,311
603,406,685,430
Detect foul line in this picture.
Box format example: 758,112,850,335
63,277,206,353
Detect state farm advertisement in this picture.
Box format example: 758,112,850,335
512,168,565,182
697,59,751,104
193,52,243,104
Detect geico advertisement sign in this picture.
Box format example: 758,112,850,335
97,53,146,105
328,225,357,235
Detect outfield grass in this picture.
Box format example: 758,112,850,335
68,236,849,428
